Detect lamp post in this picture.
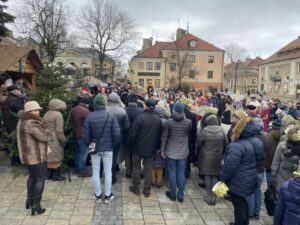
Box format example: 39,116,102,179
234,62,239,93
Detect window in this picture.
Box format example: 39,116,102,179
138,62,144,69
155,79,160,88
207,71,213,79
146,62,153,70
190,40,197,48
189,55,196,63
284,65,289,75
189,70,196,79
297,63,300,73
251,79,257,85
208,56,214,63
170,63,176,71
138,79,144,87
155,62,161,70
171,54,176,60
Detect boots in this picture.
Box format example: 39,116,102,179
46,169,53,180
205,192,216,206
31,198,46,216
51,167,66,181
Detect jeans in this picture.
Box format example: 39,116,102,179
231,192,249,225
124,146,132,176
75,139,88,174
27,162,47,206
91,151,113,197
132,153,153,194
166,157,186,199
266,170,272,187
112,144,120,176
246,172,264,216
204,175,218,195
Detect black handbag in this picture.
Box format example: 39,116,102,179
88,114,109,154
264,185,277,216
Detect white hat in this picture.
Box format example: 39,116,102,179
24,101,42,112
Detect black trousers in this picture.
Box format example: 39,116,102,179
27,162,47,206
112,144,120,176
132,153,153,194
230,192,249,225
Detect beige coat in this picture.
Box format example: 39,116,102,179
43,99,67,163
17,110,52,165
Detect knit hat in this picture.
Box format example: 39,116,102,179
128,93,138,103
232,110,247,120
246,102,257,110
206,107,218,115
173,102,185,113
80,96,90,105
288,127,300,141
272,119,282,130
145,99,156,109
24,101,42,112
93,94,107,110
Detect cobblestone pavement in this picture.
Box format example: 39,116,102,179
0,151,273,225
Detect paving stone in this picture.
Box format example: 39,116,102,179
123,203,142,212
124,220,145,225
53,202,75,211
144,214,165,224
183,216,205,224
21,216,48,225
165,219,186,225
70,215,92,225
160,204,179,212
201,212,220,221
143,206,162,215
123,211,144,220
45,219,70,225
72,206,94,215
0,219,23,225
163,211,184,220
49,210,73,219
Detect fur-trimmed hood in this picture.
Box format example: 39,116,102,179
48,99,67,112
18,110,42,121
231,116,262,142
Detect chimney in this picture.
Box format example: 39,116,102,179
142,38,153,50
176,28,186,40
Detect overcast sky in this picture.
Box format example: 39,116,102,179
7,0,300,59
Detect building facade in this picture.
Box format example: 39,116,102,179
223,57,263,94
129,28,224,91
54,48,115,82
258,37,300,100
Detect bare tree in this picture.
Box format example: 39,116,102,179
79,0,137,81
15,0,68,62
225,43,248,64
166,37,199,89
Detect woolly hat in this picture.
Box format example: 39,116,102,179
24,101,42,112
246,102,257,110
232,110,247,120
173,102,185,113
128,93,138,103
288,127,300,141
93,94,107,110
145,99,156,109
80,96,90,105
206,107,218,115
272,119,282,130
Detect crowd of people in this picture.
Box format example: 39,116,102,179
0,84,300,225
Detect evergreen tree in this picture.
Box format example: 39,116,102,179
0,0,15,40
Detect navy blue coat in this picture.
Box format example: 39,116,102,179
274,178,300,225
82,109,121,152
220,122,264,197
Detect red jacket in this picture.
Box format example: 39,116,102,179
71,103,90,139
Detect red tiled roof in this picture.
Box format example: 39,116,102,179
134,33,223,58
135,41,170,58
163,33,223,52
261,37,300,65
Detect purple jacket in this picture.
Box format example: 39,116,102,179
71,103,90,139
274,178,300,225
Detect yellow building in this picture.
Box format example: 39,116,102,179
223,57,263,94
54,48,115,82
259,37,300,100
129,28,224,91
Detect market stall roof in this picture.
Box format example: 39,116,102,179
83,76,107,86
0,42,42,73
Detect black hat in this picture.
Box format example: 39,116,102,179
246,104,257,110
272,119,282,129
80,96,90,105
145,99,156,109
7,85,20,92
128,93,138,103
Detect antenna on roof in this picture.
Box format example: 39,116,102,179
187,16,190,33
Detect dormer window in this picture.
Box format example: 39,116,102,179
190,40,197,48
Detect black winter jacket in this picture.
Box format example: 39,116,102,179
3,93,24,133
129,109,162,158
